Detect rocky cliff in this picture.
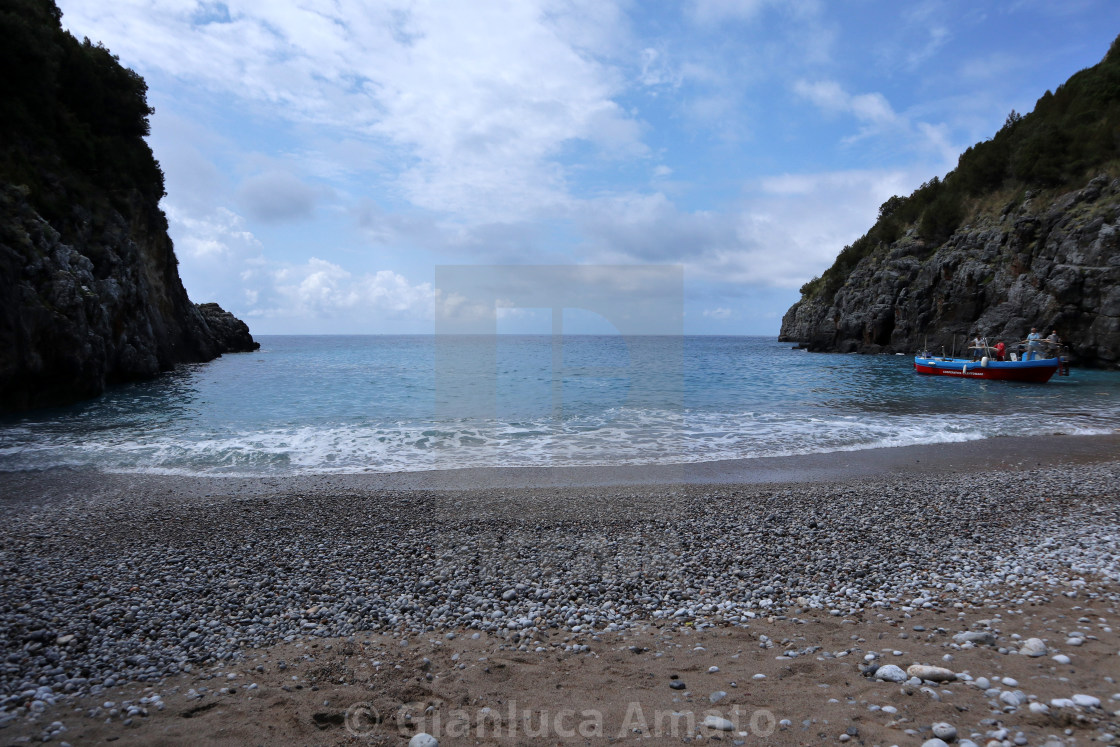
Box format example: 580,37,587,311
779,35,1120,368
779,174,1120,367
0,0,258,413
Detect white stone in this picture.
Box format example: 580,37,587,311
999,690,1025,708
953,631,995,645
1066,637,1084,646
1050,698,1076,708
907,664,957,682
409,735,439,747
1019,638,1047,657
973,677,991,689
1000,677,1018,686
1052,654,1071,664
932,722,957,740
1029,702,1050,714
921,740,950,747
874,664,907,682
703,715,734,731
1071,694,1100,708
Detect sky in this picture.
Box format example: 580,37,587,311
57,0,1120,335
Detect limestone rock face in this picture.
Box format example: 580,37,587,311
0,185,257,413
779,174,1120,368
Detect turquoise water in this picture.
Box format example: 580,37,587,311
1,335,1118,475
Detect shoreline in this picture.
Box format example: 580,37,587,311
2,432,1119,502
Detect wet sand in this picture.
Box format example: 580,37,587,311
3,432,1119,503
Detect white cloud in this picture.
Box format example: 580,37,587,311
164,195,435,331
908,24,951,69
573,166,928,291
793,80,901,128
639,47,682,88
165,205,261,262
736,168,925,286
62,0,643,223
703,307,733,319
267,259,434,324
793,79,963,160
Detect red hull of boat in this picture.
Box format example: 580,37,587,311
913,361,1058,382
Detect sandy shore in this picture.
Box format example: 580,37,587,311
1,435,1119,745
10,594,1120,746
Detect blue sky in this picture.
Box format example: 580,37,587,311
58,0,1120,335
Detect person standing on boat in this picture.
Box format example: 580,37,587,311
994,340,1006,361
1026,328,1043,360
1046,329,1061,358
970,334,984,360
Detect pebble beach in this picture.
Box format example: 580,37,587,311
1,435,1119,745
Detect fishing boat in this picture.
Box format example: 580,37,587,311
914,337,1067,382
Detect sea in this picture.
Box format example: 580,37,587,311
1,335,1118,476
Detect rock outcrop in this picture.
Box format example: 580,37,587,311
779,174,1120,367
195,303,261,355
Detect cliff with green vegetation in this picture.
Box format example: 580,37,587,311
0,0,258,413
779,36,1120,368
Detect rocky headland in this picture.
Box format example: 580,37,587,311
780,173,1120,366
780,36,1120,367
0,1,258,414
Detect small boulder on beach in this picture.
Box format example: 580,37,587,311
874,664,907,682
906,664,956,682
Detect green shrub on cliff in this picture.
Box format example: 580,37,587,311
801,34,1120,304
0,0,164,236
